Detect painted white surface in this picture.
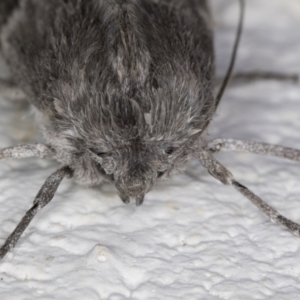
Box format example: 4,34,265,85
0,1,300,299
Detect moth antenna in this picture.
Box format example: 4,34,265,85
198,150,300,235
207,138,300,163
192,0,245,133
0,166,72,260
215,0,245,109
0,144,54,161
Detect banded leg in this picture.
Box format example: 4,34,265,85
0,144,55,161
206,138,300,163
198,150,300,235
215,72,299,86
231,72,298,83
0,166,73,259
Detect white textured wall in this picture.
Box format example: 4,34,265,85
0,1,300,299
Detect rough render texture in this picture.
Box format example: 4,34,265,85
0,0,300,299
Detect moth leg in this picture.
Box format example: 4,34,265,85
215,72,298,86
0,144,55,161
198,150,300,235
0,78,27,101
206,138,300,163
0,166,72,259
231,72,299,83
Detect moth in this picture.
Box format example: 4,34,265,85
0,0,299,260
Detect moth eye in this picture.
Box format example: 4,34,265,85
165,147,177,155
96,152,107,157
157,170,166,178
89,149,107,157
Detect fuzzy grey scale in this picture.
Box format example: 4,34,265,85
2,0,300,258
0,0,214,203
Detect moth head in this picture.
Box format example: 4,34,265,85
87,139,188,206
49,76,206,203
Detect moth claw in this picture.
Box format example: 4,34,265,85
120,195,130,204
136,195,144,206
